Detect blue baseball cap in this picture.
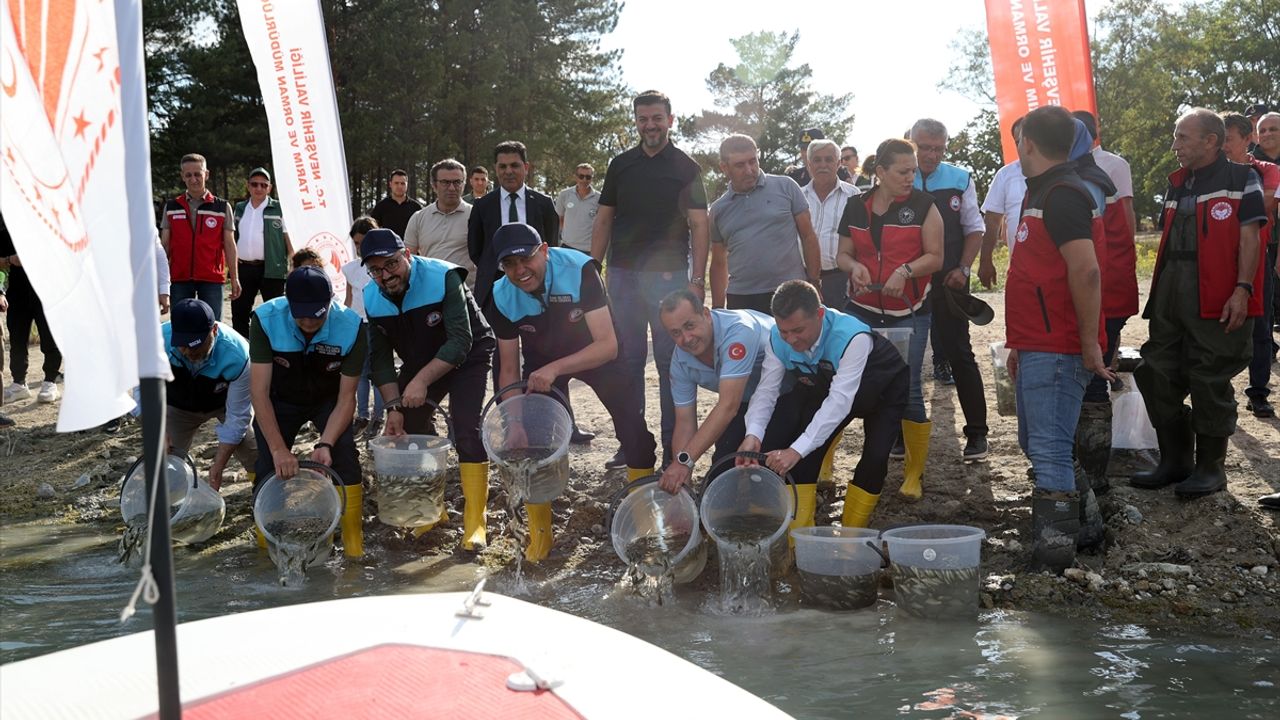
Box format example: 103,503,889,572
285,266,332,319
492,223,544,262
170,299,215,348
359,228,405,265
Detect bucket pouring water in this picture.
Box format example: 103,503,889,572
699,453,796,567
790,527,883,610
481,382,573,504
253,462,344,572
119,452,226,545
881,524,985,620
606,475,707,584
370,399,454,528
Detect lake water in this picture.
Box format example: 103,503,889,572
1,522,1276,718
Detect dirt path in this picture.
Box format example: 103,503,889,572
1,290,1277,634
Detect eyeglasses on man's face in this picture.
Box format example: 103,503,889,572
249,181,270,189
366,255,404,278
577,174,593,180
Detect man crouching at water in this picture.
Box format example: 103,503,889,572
737,280,908,531
249,266,367,557
490,223,657,561
657,289,773,494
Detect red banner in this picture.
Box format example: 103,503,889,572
985,0,1097,162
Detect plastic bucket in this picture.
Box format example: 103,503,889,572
790,527,883,610
253,463,344,569
873,327,912,365
607,477,706,584
882,524,985,619
370,433,452,528
481,384,573,504
119,453,225,545
699,454,795,565
1111,378,1157,450
990,342,1017,417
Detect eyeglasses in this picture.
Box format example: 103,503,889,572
499,247,543,271
577,174,593,180
435,179,465,187
366,255,404,278
249,181,270,188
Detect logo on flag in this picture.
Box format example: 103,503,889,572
728,342,747,360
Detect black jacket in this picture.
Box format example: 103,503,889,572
466,186,560,307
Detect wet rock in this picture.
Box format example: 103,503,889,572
980,592,994,609
74,474,91,488
1124,562,1192,577
1135,580,1152,592
1187,584,1198,593
1063,568,1088,585
125,455,138,466
1121,505,1143,525
1006,539,1023,553
1251,566,1268,577
590,524,605,536
36,482,56,499
1161,578,1176,592
1220,592,1237,603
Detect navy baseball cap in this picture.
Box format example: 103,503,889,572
800,128,825,144
493,223,544,261
359,228,405,265
285,266,333,319
170,299,215,348
1244,103,1272,117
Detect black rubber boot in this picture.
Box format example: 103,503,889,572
1074,460,1105,550
1030,488,1080,574
1131,410,1194,489
1074,401,1112,495
1174,435,1229,498
1259,493,1280,510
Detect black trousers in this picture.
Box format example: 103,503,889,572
706,403,750,481
928,280,988,438
1246,242,1277,401
727,291,776,315
231,262,285,338
524,357,657,470
252,397,361,489
5,288,61,384
399,356,491,463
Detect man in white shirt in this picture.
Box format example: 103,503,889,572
231,167,293,337
979,118,1027,288
802,139,861,308
404,158,475,285
554,163,601,253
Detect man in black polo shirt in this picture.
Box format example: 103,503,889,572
590,89,710,469
368,169,423,238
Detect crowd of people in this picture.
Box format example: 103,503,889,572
2,90,1277,572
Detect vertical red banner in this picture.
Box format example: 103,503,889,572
984,0,1097,162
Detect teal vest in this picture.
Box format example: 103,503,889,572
234,198,289,279
768,308,871,392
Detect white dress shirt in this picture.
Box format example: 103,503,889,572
500,185,529,226
802,179,861,271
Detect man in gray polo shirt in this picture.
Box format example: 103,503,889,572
710,134,822,312
554,163,600,253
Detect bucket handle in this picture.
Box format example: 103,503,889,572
482,381,574,427
699,452,798,520
120,450,199,492
257,460,349,513
864,540,891,569
412,396,456,447
603,473,684,531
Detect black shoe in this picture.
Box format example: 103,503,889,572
889,433,906,460
962,435,989,461
352,417,370,435
1246,398,1275,419
1260,493,1280,510
1075,401,1112,495
1131,411,1194,489
101,416,122,434
1030,488,1080,574
0,414,13,428
604,449,626,469
933,360,955,386
1174,435,1228,498
1074,461,1105,550
570,426,596,444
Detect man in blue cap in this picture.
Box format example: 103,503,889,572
163,299,258,490
248,266,367,557
490,223,657,561
361,228,496,550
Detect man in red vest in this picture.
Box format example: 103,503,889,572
160,153,241,320
1132,109,1268,498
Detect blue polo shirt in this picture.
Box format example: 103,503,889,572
670,309,773,407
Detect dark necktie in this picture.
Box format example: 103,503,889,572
508,192,519,223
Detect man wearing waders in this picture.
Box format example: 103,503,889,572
1132,109,1267,498
249,266,367,557
738,280,909,532
490,224,657,561
362,229,496,551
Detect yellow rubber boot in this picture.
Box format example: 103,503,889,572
627,466,656,482
340,484,364,558
817,441,839,488
254,525,267,550
524,502,554,562
245,471,256,484
841,486,881,528
899,420,932,500
787,483,817,547
460,462,489,551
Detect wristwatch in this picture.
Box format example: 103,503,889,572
898,264,913,279
676,451,695,470
1236,281,1254,297
960,266,972,278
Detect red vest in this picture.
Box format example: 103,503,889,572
1149,155,1265,319
165,192,229,284
843,190,935,317
1075,153,1138,320
1007,164,1107,355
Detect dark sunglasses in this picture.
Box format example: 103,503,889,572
249,181,270,188
577,174,593,180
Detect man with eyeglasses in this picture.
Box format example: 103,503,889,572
161,152,241,321
404,158,476,286
362,228,496,551
231,167,295,337
554,164,600,253
491,223,657,561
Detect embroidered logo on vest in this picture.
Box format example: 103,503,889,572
325,361,341,372
949,195,961,211
273,357,291,368
1210,201,1232,221
204,217,217,228
426,311,442,327
519,324,537,333
315,344,341,356
214,382,228,393
898,207,915,224
569,308,585,323
550,294,573,303
1015,222,1030,244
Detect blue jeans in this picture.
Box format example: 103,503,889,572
1015,351,1092,491
357,327,385,422
850,308,931,423
171,281,225,321
606,265,688,456
1246,242,1277,401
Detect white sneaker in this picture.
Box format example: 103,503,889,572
3,383,31,403
37,381,59,403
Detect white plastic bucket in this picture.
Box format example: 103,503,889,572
699,460,794,551
481,388,573,504
790,526,883,610
882,524,985,619
370,434,452,528
873,327,912,364
609,478,706,584
119,453,225,545
253,465,343,569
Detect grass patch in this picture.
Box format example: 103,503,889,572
971,233,1161,294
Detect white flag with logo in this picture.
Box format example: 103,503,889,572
0,0,146,430
237,0,353,295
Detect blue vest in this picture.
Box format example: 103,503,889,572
163,322,249,413
769,308,871,392
915,162,970,272
253,297,362,404
492,248,602,364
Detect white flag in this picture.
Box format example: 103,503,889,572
0,0,143,430
237,0,354,295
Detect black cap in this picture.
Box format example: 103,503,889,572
285,266,333,319
1244,103,1272,117
492,223,544,262
248,167,271,181
944,286,995,326
170,299,215,348
359,228,405,265
800,128,825,144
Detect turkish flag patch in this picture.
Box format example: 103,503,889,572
727,342,747,361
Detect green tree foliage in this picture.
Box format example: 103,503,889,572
684,30,853,182
946,109,1003,200
935,29,1004,197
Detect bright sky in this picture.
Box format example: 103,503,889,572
603,0,1123,157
